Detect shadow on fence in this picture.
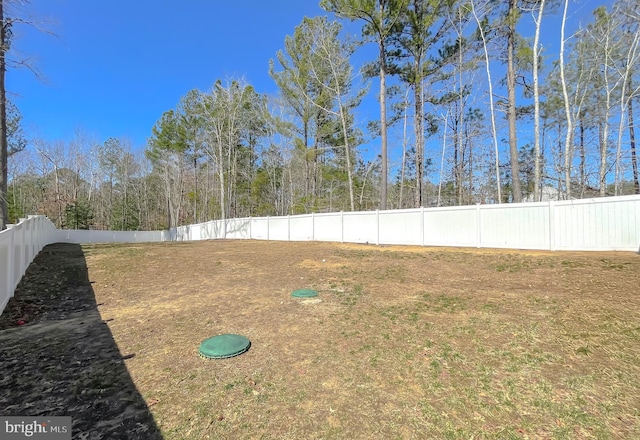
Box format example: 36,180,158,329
174,218,252,241
0,243,163,439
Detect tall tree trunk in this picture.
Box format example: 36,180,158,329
218,142,225,221
123,166,128,230
193,130,198,223
507,0,522,203
630,94,639,194
599,88,612,197
599,117,607,196
0,0,8,229
380,40,388,210
470,1,501,202
453,110,461,205
616,32,639,195
457,38,464,206
164,163,173,229
176,161,184,227
303,124,310,208
400,90,409,208
204,159,210,220
53,165,62,227
311,125,320,210
579,119,586,198
338,104,355,211
414,61,424,208
560,0,573,199
467,122,473,204
303,129,310,208
616,77,631,194
437,111,448,207
533,0,546,202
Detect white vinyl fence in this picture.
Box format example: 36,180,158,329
0,216,60,314
159,195,640,252
2,195,639,316
57,229,170,243
57,195,640,252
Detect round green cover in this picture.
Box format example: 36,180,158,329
199,334,251,359
291,289,318,298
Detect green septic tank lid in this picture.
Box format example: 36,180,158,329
291,289,318,298
199,334,251,359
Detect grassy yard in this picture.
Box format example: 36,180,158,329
82,240,640,439
3,240,639,439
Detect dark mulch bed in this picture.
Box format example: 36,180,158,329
0,243,162,440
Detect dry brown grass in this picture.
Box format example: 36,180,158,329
83,240,640,439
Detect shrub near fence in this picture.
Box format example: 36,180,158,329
0,216,60,314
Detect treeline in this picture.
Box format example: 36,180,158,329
7,0,640,230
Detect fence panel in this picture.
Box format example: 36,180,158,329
290,215,314,241
24,219,34,267
188,223,203,241
13,223,25,285
343,211,378,244
552,196,640,251
250,218,269,240
204,220,224,240
135,231,164,242
268,217,290,241
379,209,423,245
423,206,478,247
480,203,550,250
60,229,163,243
313,213,342,242
0,229,13,313
0,216,59,315
225,218,252,239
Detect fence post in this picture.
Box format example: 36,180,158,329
288,215,291,241
476,203,482,248
267,216,270,241
340,211,344,243
549,200,556,251
311,212,315,242
7,224,15,300
19,220,27,279
376,210,380,245
421,206,425,246
25,218,32,263
34,217,40,249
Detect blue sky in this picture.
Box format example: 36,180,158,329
7,0,327,149
7,0,612,158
